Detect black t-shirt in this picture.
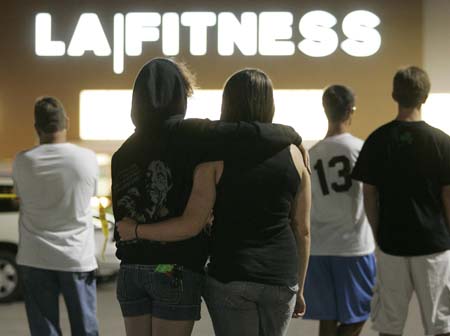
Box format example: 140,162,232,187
352,120,450,256
111,116,302,272
208,147,301,287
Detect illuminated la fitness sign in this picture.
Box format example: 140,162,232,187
35,10,381,74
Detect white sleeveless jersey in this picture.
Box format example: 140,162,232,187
309,133,375,256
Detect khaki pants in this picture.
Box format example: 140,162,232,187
371,250,450,336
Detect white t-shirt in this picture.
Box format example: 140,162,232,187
13,143,99,272
309,133,375,256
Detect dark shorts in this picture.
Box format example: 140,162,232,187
116,264,203,321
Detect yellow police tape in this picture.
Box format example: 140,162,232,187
0,193,111,260
98,203,109,260
0,193,17,199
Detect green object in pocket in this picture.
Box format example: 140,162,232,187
155,264,175,273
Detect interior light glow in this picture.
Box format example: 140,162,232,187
273,90,326,140
259,12,295,56
181,12,217,56
80,90,134,140
35,13,65,56
96,153,111,166
185,90,223,120
298,10,338,57
67,13,111,56
218,12,257,56
125,13,161,56
162,13,180,56
80,90,326,141
341,10,381,57
422,94,450,135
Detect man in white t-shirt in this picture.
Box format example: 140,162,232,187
12,97,99,336
303,85,376,336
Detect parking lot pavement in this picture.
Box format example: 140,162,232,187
0,279,423,335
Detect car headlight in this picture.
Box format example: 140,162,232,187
90,196,111,209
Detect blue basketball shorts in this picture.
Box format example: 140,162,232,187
303,254,376,324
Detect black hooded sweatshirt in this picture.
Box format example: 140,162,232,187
111,59,302,272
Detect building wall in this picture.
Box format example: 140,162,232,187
423,0,450,92
0,0,423,159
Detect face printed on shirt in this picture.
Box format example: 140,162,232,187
117,188,147,223
145,161,173,219
116,161,173,223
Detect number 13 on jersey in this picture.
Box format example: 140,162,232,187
313,155,353,195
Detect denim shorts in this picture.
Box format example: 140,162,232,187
116,264,203,320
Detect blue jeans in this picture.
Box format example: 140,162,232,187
19,265,99,336
204,276,298,336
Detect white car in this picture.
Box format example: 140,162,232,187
0,177,120,302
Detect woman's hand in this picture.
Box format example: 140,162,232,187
292,293,306,318
116,217,138,241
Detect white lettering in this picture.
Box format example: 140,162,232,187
162,13,180,56
67,13,111,56
341,10,381,57
259,12,295,56
34,10,383,74
181,12,217,56
35,13,65,56
218,12,257,56
113,14,125,74
298,11,338,57
125,13,161,56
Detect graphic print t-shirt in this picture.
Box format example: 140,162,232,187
352,120,450,256
309,133,375,256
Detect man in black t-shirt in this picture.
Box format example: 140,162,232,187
352,66,450,336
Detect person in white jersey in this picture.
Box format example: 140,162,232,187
303,85,376,336
12,97,99,336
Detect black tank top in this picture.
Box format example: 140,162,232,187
208,147,301,287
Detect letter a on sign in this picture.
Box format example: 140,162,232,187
68,13,111,56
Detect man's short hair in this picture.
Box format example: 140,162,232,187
392,66,430,108
322,85,355,123
34,97,67,133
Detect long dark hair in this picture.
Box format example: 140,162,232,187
130,58,195,131
221,69,275,123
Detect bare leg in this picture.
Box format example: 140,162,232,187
319,320,338,336
152,317,194,336
124,315,152,336
337,322,365,336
